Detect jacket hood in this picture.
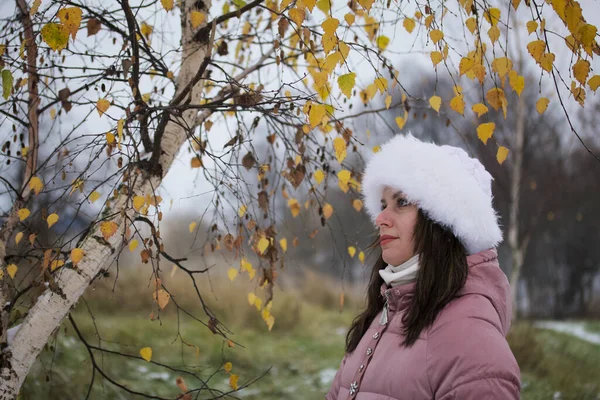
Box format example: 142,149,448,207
380,248,512,334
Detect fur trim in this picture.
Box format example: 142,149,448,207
361,134,503,255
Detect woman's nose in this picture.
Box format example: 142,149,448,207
375,208,391,228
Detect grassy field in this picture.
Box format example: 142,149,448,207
18,267,600,400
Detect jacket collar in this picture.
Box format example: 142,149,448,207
379,248,499,312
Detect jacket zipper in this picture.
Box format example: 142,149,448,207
379,289,391,325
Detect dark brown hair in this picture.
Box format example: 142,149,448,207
345,209,468,352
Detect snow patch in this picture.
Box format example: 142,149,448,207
319,368,337,386
535,321,600,345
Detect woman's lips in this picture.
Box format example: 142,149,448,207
380,236,398,246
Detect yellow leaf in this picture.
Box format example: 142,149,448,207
357,0,374,11
491,57,512,79
483,7,501,27
536,97,549,114
589,75,600,91
229,374,239,390
30,0,42,14
129,239,139,252
429,29,443,44
152,289,170,309
161,0,174,11
429,95,441,112
254,297,262,310
374,77,388,94
96,99,110,117
288,198,301,217
486,88,507,117
241,258,253,272
449,94,465,115
358,251,365,263
29,176,43,195
323,203,334,220
57,7,82,40
40,23,69,51
238,205,247,218
339,41,350,60
497,146,509,164
508,71,525,96
258,237,270,254
140,347,152,362
472,103,489,117
395,116,406,130
133,195,145,211
106,132,115,145
373,145,381,153
403,18,415,33
7,264,18,279
322,17,339,34
573,59,590,86
488,26,500,43
15,232,23,245
527,40,545,62
351,199,362,212
18,208,30,221
430,51,443,66
308,104,327,128
385,95,392,109
248,292,257,306
344,13,355,26
289,7,305,26
50,107,56,120
89,191,101,203
47,213,59,228
191,156,202,168
348,246,356,258
333,137,347,164
29,233,36,246
526,20,538,34
100,221,118,240
316,0,331,13
71,248,84,264
50,259,64,271
140,22,153,39
266,315,275,331
540,52,555,72
190,11,206,29
224,362,233,373
228,268,238,281
459,57,474,76
189,221,197,233
338,72,356,98
376,36,390,51
338,170,351,185
279,238,288,252
477,122,495,145
314,170,325,185
465,17,477,34
578,24,597,47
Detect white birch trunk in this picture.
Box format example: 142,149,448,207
508,93,526,322
0,1,210,397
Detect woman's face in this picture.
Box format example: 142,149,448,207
376,187,419,266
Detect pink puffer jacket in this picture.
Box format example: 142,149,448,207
326,248,520,400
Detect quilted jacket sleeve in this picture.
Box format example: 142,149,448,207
426,317,520,400
325,354,348,400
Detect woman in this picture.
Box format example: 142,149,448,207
326,134,520,399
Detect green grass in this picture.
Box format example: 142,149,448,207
17,267,600,400
584,320,600,334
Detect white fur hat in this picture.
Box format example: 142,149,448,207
361,134,503,255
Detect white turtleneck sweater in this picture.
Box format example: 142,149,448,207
379,254,420,287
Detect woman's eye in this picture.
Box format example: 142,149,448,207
397,198,409,207
380,203,387,211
